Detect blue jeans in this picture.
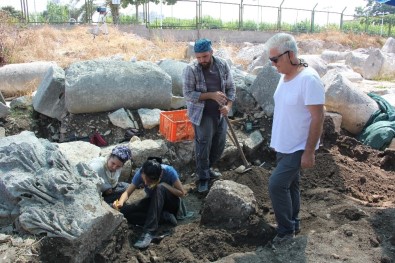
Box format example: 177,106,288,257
269,150,303,235
193,114,227,181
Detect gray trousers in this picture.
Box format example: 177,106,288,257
193,114,227,181
269,150,303,235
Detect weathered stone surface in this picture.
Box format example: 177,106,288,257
300,55,328,77
129,138,168,166
321,50,349,63
201,180,256,228
243,130,264,153
362,48,385,80
158,59,188,96
345,49,369,75
108,108,135,129
56,141,101,166
232,68,257,113
0,103,10,119
322,72,379,134
138,108,161,129
0,131,125,262
65,60,172,114
0,61,56,97
382,37,395,53
250,62,281,117
325,112,342,133
32,65,66,121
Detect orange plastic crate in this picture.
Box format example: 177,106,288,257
159,109,194,142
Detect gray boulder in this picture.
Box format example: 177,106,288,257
0,131,124,262
345,49,369,75
300,55,328,77
382,37,395,53
0,103,10,119
32,65,66,121
232,68,257,113
0,61,56,97
250,62,281,117
322,72,379,135
158,59,188,96
65,60,172,114
201,180,256,228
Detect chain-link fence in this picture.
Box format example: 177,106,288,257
3,0,395,37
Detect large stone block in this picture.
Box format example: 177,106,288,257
0,61,56,97
65,60,172,114
32,65,66,120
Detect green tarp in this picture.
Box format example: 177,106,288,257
357,93,395,150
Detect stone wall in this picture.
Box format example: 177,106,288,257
121,25,276,43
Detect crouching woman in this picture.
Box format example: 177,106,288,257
113,157,186,249
88,145,132,204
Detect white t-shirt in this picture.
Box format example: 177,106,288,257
270,67,325,154
88,156,122,192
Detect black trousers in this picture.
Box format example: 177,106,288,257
120,184,180,233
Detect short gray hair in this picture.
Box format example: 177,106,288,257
265,33,298,56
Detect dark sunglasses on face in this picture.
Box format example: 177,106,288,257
269,51,289,63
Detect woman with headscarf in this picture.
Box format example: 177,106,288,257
88,145,132,204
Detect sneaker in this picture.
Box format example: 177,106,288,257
209,170,222,179
162,211,177,226
198,180,209,193
272,233,295,246
134,232,153,249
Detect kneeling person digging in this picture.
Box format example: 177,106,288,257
113,157,186,249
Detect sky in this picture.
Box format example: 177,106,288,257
0,0,369,25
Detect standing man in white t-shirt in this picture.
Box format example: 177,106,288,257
265,33,325,245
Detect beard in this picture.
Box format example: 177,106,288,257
199,62,211,69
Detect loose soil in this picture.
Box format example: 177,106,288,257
113,130,395,263
3,108,395,262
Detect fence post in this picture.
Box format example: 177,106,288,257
197,0,201,37
340,7,347,31
239,0,244,30
310,3,317,33
277,0,284,31
365,15,369,34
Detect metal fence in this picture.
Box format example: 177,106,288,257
7,0,395,37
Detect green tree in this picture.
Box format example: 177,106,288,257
43,2,69,23
121,0,178,23
355,0,395,16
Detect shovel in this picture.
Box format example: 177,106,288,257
224,115,252,173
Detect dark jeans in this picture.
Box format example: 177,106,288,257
268,150,303,235
103,182,129,204
193,114,227,181
120,184,180,233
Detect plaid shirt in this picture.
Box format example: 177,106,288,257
182,56,236,125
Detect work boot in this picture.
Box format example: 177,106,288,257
134,232,154,249
198,180,209,193
209,169,222,179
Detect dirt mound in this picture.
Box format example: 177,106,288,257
111,133,395,263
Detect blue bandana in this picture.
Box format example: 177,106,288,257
194,38,212,53
111,145,132,163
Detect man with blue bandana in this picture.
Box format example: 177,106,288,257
183,38,236,193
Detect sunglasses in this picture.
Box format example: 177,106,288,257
269,51,289,63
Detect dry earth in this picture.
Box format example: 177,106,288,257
15,115,395,263
1,26,395,263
